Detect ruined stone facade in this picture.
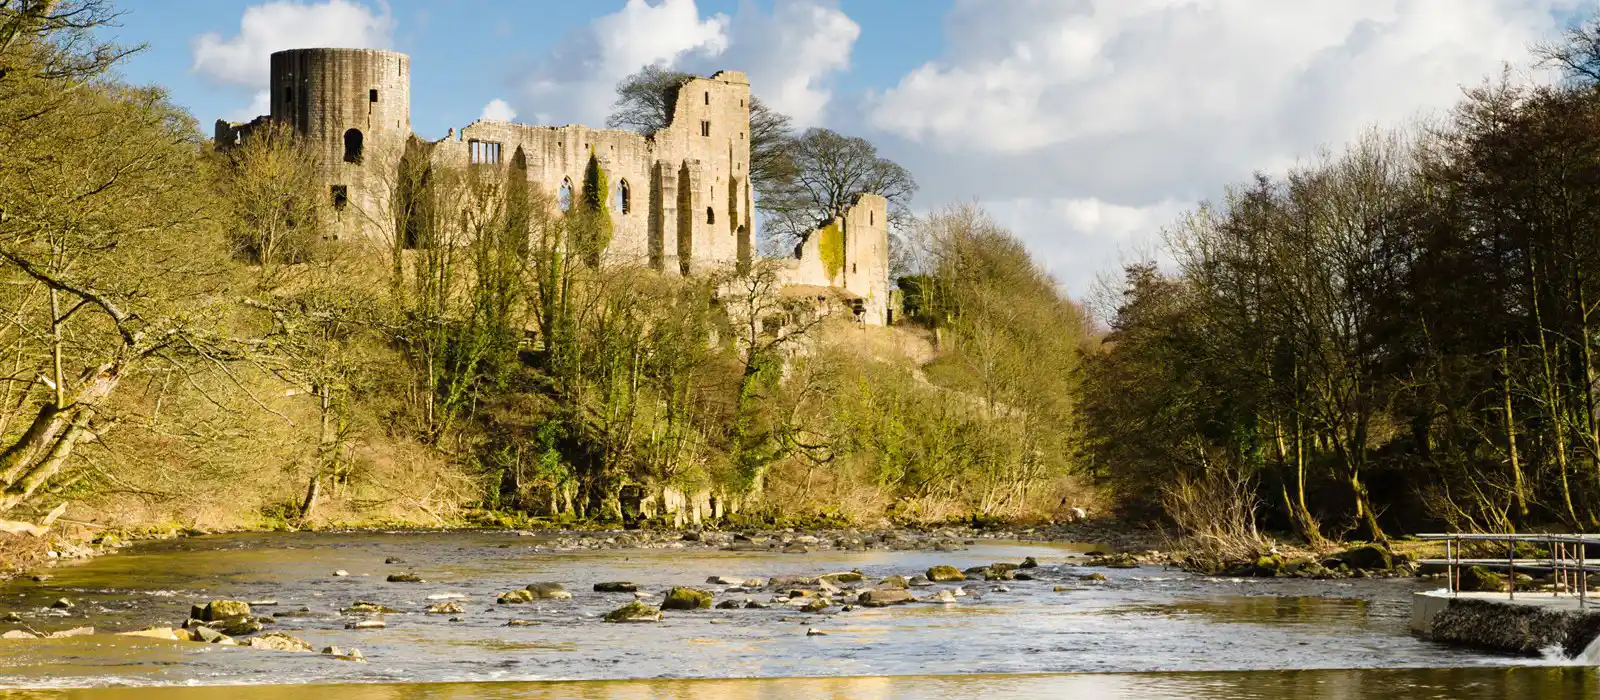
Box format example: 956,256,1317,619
214,48,889,325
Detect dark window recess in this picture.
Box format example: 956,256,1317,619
700,120,711,137
330,185,349,210
704,91,710,105
343,128,363,164
870,210,874,225
559,179,573,211
369,89,378,102
706,207,715,225
852,263,857,274
283,86,294,106
618,180,631,214
469,139,502,165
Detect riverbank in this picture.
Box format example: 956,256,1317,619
0,515,1169,583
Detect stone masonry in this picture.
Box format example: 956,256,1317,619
214,47,889,325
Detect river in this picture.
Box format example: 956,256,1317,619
0,530,1586,698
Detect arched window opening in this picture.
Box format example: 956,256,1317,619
343,128,364,164
559,178,574,212
706,207,715,225
618,179,631,214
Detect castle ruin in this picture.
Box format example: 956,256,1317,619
215,48,890,325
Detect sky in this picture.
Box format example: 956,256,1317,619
104,0,1599,299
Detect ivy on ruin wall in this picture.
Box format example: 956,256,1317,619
819,220,844,281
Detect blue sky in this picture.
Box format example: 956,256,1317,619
105,0,1597,301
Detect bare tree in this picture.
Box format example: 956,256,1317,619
761,128,918,248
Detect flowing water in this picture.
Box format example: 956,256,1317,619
0,530,1584,698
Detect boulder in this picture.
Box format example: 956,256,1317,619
426,602,464,615
857,589,914,607
1338,545,1393,571
878,576,910,590
505,619,538,627
206,617,263,636
322,645,366,662
345,619,386,630
1080,572,1107,582
523,583,572,600
716,599,743,609
926,566,966,582
707,576,763,586
744,600,770,609
192,626,229,644
594,582,637,593
386,573,423,583
342,601,398,615
193,600,251,622
806,627,827,636
604,601,662,623
931,589,958,604
819,571,865,584
800,599,830,613
662,587,714,610
46,626,93,638
1020,557,1040,569
497,590,535,605
1,630,37,639
1460,566,1506,592
246,632,313,652
49,598,73,610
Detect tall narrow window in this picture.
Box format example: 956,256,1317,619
343,128,363,164
369,88,378,103
706,207,715,225
468,139,502,165
618,179,631,214
700,120,711,137
559,178,574,212
704,91,710,105
283,86,294,107
330,185,349,210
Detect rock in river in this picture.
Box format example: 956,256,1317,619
386,573,423,583
426,602,464,615
857,589,914,607
191,600,252,622
497,590,535,604
926,566,966,582
662,587,714,610
594,581,638,593
322,645,366,662
604,601,662,623
523,583,572,600
342,601,398,615
246,632,313,652
346,619,386,630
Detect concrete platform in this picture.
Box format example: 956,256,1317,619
1412,590,1600,657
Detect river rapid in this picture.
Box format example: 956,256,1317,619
0,530,1585,698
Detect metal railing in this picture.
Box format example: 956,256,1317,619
1417,533,1600,608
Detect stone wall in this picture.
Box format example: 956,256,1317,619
778,194,891,325
1413,591,1600,657
445,72,751,273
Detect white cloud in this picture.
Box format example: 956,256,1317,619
509,0,857,128
480,98,517,122
715,0,859,127
859,0,1589,294
515,0,730,126
192,0,395,89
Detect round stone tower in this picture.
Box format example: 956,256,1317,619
270,48,412,239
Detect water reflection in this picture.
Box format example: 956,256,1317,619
0,667,1594,700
